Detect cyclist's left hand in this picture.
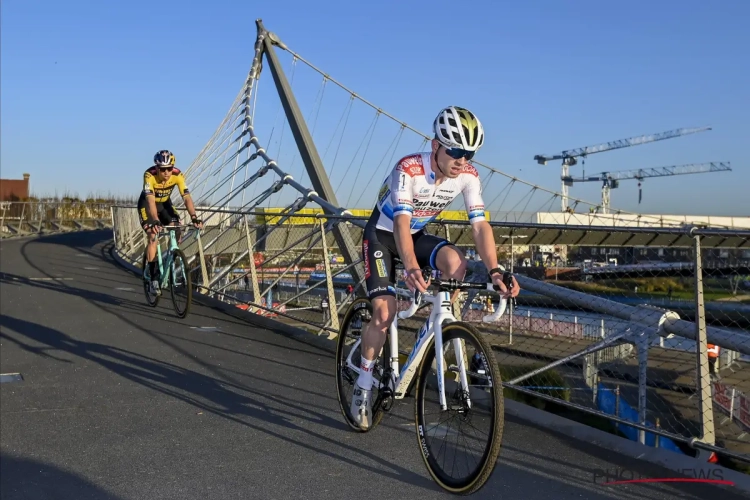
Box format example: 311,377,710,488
491,273,509,297
508,275,520,297
191,217,204,229
491,272,521,299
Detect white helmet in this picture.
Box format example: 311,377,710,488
433,106,485,152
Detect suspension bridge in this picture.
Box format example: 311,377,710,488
3,18,750,499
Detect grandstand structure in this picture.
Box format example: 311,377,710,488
187,203,750,273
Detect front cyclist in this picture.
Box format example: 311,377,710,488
138,150,203,295
351,106,520,429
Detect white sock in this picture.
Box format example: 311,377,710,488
357,356,375,391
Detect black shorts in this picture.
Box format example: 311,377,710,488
137,194,180,230
363,212,456,299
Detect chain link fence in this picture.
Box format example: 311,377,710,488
111,204,750,467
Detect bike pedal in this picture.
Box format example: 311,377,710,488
381,396,394,412
377,387,394,412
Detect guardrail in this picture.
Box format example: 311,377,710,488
1,200,113,238
713,382,750,434
111,204,750,466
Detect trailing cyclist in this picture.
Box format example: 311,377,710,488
351,106,521,429
138,150,203,295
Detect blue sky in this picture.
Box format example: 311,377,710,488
2,0,748,216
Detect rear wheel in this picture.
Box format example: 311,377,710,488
414,321,504,494
335,298,391,432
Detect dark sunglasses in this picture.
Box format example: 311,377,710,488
158,166,174,172
442,146,475,161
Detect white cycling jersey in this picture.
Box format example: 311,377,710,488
372,152,486,234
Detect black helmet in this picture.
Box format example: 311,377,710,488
154,150,176,167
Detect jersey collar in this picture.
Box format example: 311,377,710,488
424,152,437,184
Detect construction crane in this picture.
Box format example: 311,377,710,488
562,161,732,214
533,126,712,212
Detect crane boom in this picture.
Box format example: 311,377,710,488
534,126,712,165
565,161,732,183
561,161,732,214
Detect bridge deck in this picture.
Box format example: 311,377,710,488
0,230,745,499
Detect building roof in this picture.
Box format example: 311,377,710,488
0,174,30,201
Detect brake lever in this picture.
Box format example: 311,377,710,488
502,271,517,308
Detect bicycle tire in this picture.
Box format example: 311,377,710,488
141,250,160,308
414,321,504,495
169,248,192,318
335,297,390,432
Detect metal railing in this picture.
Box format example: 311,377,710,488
111,204,750,465
1,200,114,238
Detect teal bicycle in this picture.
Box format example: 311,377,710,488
141,224,193,318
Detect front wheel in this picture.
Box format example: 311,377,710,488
414,321,504,494
169,248,192,318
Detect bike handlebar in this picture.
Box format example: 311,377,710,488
397,291,425,320
148,223,199,231
396,278,511,323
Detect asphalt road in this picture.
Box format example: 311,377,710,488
0,230,744,499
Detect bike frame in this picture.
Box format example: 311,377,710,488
391,289,456,410
344,285,507,411
143,225,191,287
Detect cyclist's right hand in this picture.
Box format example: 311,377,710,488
145,220,162,233
405,268,429,294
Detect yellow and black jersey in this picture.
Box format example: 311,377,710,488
142,167,190,203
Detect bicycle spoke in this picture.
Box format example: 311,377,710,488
415,322,504,494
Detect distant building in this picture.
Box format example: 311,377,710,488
0,173,30,201
572,245,750,267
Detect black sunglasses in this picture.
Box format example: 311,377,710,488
442,146,475,161
158,166,174,172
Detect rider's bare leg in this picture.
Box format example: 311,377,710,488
358,295,395,385
435,245,468,303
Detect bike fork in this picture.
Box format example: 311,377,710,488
452,337,472,410
434,323,447,411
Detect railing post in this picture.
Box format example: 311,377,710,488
195,231,211,297
509,234,515,344
19,204,26,233
244,215,262,313
615,385,621,433
694,233,716,450
42,202,49,233
111,206,118,249
636,334,650,445
320,218,339,334
34,201,41,234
